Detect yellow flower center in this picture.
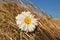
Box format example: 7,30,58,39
24,17,31,24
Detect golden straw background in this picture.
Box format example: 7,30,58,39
0,1,60,40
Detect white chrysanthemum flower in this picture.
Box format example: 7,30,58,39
16,11,38,32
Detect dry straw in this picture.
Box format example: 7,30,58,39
0,1,60,40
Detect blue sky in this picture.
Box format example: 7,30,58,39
13,0,60,19
30,0,60,19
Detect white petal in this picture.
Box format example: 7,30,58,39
30,14,35,18
16,15,24,20
23,24,28,32
28,27,34,32
28,24,35,32
16,14,20,19
31,18,38,25
21,11,26,14
16,20,20,25
19,24,25,30
31,21,38,25
16,20,23,25
29,24,36,29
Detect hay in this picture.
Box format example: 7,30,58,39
0,2,60,40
